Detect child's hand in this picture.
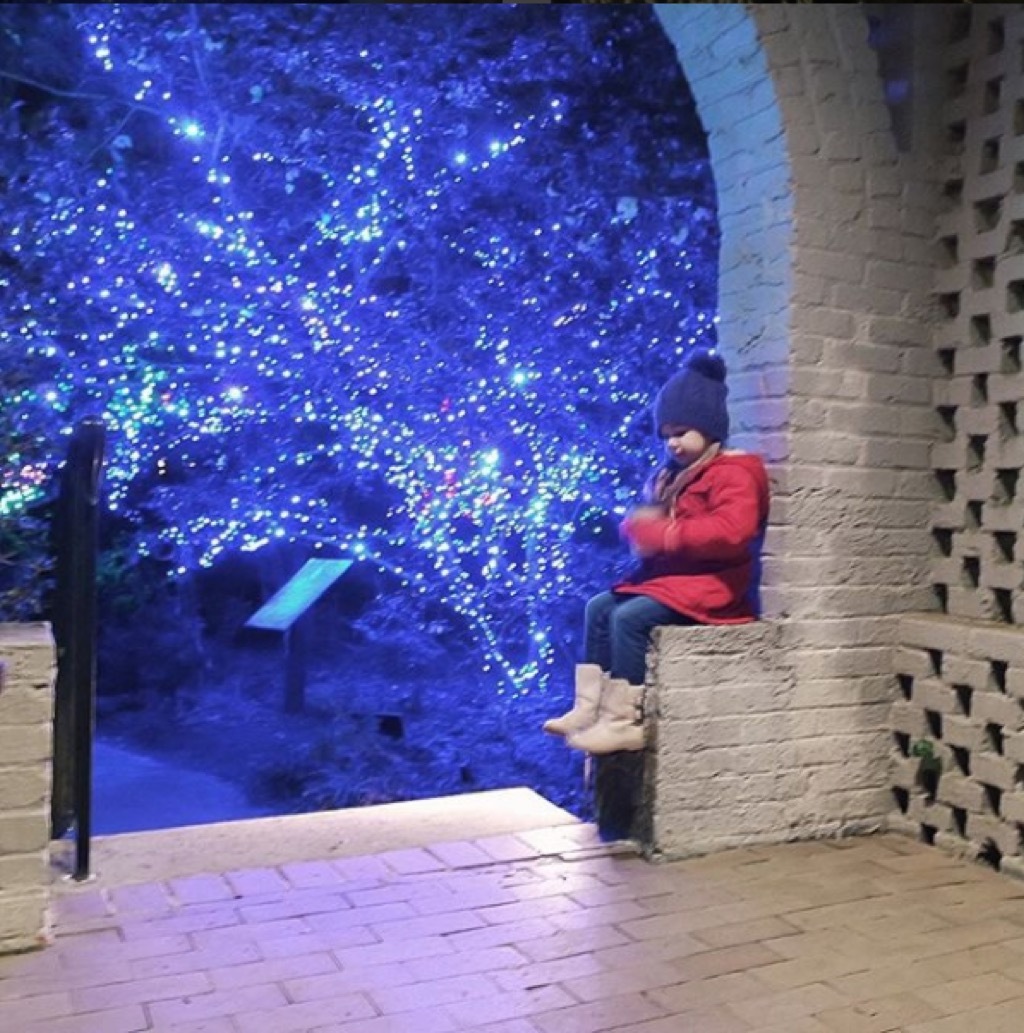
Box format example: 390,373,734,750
627,505,664,522
624,506,666,558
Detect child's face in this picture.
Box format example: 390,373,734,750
659,424,709,467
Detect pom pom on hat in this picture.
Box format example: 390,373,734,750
653,348,729,442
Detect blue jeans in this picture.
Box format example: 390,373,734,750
584,591,698,686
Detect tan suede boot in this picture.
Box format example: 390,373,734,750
542,664,604,737
566,678,645,754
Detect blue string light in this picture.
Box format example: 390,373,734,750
3,3,718,697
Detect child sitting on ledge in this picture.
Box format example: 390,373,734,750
543,348,770,754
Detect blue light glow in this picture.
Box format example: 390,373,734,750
2,2,717,696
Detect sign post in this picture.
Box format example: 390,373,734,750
246,558,353,713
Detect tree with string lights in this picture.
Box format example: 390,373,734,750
1,3,716,702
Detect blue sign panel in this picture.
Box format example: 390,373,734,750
246,558,353,632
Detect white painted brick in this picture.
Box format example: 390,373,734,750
0,690,52,726
0,767,49,810
971,752,1017,792
936,772,987,812
940,653,992,689
905,797,955,834
905,611,975,652
809,759,893,795
0,725,51,766
0,625,55,955
868,316,934,347
1004,731,1024,765
969,625,1024,665
966,813,1019,857
831,283,905,316
912,678,959,715
0,852,49,888
0,890,51,952
0,814,50,855
942,714,988,753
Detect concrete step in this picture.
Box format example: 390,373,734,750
52,787,585,888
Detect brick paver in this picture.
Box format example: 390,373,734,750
4,831,1024,1031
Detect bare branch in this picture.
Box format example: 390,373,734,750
0,67,164,117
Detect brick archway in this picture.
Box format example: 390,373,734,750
645,4,940,855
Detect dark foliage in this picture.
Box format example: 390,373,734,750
2,4,716,821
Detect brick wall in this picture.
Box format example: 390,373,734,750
0,624,56,953
891,614,1024,875
887,6,1024,872
646,5,941,856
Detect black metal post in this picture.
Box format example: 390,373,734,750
50,419,105,880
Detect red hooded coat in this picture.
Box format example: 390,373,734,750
614,451,770,624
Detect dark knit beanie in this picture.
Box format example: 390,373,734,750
653,349,729,442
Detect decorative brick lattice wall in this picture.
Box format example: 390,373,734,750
891,614,1024,874
930,7,1024,625
887,7,1024,871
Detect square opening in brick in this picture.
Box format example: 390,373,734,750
979,839,1002,871
996,466,1019,503
986,723,1005,754
896,674,914,701
974,197,1001,232
994,588,1014,623
937,405,957,441
985,78,1003,115
999,401,1018,438
946,63,969,99
952,807,968,838
928,649,943,677
942,179,964,214
892,786,910,814
972,258,995,289
967,501,984,529
962,555,981,588
939,235,959,267
920,824,937,845
943,179,964,213
933,582,949,613
938,348,956,374
932,527,953,557
947,120,966,156
937,292,960,319
973,373,989,404
918,763,939,803
991,659,1008,693
1003,336,1023,371
984,783,1003,816
988,16,1005,55
1009,221,1024,254
953,684,973,716
951,744,971,775
1009,280,1024,312
934,468,956,501
968,434,987,469
994,531,1016,563
981,138,1001,174
925,709,943,738
971,314,992,346
894,730,911,757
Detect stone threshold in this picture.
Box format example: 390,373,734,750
50,787,591,890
